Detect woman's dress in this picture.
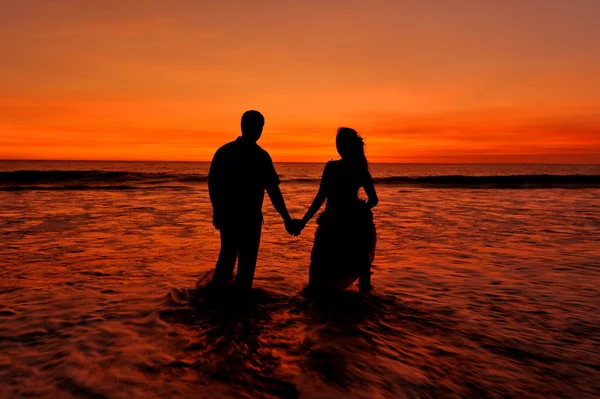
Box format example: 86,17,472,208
306,160,377,293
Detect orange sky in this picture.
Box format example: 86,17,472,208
1,1,599,163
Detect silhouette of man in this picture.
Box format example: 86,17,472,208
208,110,295,291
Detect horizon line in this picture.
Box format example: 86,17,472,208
1,159,599,166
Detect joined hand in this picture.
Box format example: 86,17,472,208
285,219,305,236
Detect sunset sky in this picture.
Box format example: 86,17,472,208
1,0,599,163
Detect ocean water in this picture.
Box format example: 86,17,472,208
1,161,599,399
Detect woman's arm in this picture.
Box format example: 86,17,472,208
299,164,330,229
363,174,378,209
301,187,327,226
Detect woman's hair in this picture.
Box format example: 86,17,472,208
336,127,368,171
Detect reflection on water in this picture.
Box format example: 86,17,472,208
161,276,465,399
1,162,599,398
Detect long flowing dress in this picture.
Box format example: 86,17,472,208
306,160,377,294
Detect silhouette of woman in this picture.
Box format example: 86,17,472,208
296,127,378,295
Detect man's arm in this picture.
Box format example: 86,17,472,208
262,152,295,234
266,184,292,226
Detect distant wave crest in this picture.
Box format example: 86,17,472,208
0,170,207,189
1,170,599,190
374,174,600,188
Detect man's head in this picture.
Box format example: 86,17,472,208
241,110,265,142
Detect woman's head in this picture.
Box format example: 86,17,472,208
336,127,368,168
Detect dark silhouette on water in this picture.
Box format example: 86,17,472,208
293,127,379,296
208,110,296,291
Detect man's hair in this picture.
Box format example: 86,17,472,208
241,110,265,137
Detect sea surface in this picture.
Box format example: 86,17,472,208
1,161,599,399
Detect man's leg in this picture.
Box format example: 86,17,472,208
234,222,262,291
212,227,238,285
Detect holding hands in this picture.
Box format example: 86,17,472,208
285,218,306,237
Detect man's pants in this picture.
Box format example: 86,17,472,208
212,222,262,291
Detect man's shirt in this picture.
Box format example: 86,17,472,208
208,137,280,225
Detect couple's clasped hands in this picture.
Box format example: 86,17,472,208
285,218,306,237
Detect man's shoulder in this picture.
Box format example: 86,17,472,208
255,145,272,159
218,140,239,151
214,139,272,162
214,140,238,157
